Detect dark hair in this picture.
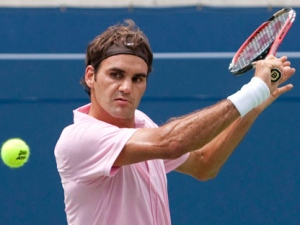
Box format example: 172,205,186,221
80,19,153,96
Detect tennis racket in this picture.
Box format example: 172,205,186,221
229,8,296,82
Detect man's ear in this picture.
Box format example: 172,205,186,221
85,65,95,88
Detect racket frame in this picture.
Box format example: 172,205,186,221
229,8,296,75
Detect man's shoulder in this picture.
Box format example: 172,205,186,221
135,109,149,118
135,109,158,128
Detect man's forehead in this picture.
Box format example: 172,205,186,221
101,54,148,73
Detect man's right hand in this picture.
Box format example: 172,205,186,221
254,55,296,93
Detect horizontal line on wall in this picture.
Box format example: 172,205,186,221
0,96,299,104
0,52,299,60
0,1,300,7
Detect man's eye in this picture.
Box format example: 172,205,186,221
133,76,144,83
111,73,122,79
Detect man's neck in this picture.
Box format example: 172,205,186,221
88,103,135,128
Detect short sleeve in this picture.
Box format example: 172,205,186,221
55,121,137,183
163,153,190,173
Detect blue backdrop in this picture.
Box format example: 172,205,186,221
0,6,299,225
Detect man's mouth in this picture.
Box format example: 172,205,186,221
116,98,127,101
115,97,131,104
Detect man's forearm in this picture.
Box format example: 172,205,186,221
175,108,261,180
198,109,260,172
160,99,240,156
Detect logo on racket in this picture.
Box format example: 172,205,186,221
270,68,281,82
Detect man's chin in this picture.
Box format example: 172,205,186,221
110,111,134,120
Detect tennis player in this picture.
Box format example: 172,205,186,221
54,19,295,225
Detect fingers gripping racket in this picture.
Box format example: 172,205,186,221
229,8,296,82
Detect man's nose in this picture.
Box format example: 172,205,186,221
119,79,132,93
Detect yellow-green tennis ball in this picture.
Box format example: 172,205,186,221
1,138,30,168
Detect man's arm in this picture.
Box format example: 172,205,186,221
176,83,294,181
114,56,295,167
115,99,240,166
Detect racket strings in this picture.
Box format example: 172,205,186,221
233,12,290,71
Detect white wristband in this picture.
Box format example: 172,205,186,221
227,77,270,117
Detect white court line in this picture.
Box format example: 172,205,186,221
0,52,299,60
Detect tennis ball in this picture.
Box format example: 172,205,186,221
1,138,30,168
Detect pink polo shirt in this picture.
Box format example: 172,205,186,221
54,104,189,225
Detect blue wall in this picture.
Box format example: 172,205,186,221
0,7,299,225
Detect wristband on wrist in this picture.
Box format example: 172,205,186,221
227,77,270,117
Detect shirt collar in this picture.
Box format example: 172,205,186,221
73,103,145,128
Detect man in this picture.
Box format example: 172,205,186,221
54,20,295,225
